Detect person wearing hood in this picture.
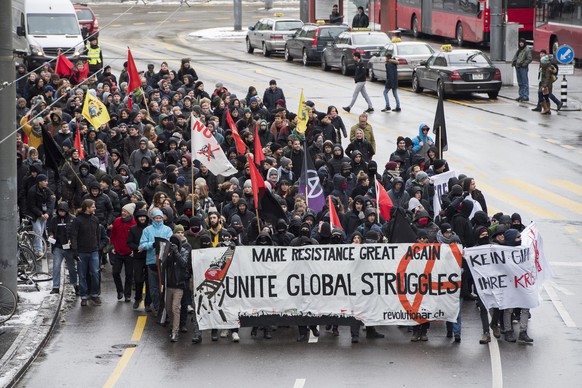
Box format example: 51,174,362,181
100,175,121,218
343,195,366,235
234,198,253,229
330,174,349,209
346,128,375,162
155,165,179,201
139,208,173,316
357,207,383,236
123,125,142,165
266,167,280,190
411,210,439,242
27,173,55,255
387,177,410,210
128,136,156,174
110,203,137,302
135,156,153,189
412,124,435,158
511,212,526,232
327,144,351,177
48,202,78,295
350,150,368,177
127,208,150,311
83,181,114,228
271,219,295,246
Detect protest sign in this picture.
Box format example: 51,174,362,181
464,224,552,310
192,243,463,330
432,170,456,216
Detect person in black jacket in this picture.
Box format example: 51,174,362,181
352,6,369,28
163,234,190,342
71,199,101,306
48,202,77,295
26,174,55,256
127,209,151,310
343,52,373,113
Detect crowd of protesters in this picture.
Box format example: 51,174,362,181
15,51,533,345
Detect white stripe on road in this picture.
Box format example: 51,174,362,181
548,281,574,296
308,325,319,343
488,328,503,388
544,284,577,328
293,378,306,388
549,261,582,267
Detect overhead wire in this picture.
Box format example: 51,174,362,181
0,0,191,147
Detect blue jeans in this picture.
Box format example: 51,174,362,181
446,297,463,336
52,247,78,289
383,87,400,109
516,67,529,99
147,266,161,312
32,217,46,253
78,251,100,299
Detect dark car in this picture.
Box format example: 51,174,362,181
411,48,502,99
284,24,349,66
321,31,391,75
74,3,98,39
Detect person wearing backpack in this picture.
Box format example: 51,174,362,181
532,49,562,112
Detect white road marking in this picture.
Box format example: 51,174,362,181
308,325,319,343
544,284,577,328
549,261,582,267
548,281,574,296
293,378,306,388
488,334,503,388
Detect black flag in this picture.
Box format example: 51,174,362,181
41,127,65,178
433,93,448,159
388,208,418,243
259,189,288,225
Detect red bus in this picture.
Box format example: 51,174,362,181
533,0,582,59
396,0,534,45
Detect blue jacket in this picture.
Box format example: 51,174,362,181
139,209,173,265
412,123,434,153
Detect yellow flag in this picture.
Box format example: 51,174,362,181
82,92,111,129
296,89,308,134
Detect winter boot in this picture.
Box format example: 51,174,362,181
479,332,491,344
505,330,516,343
518,331,534,343
541,101,551,115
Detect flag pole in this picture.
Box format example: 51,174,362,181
255,208,261,234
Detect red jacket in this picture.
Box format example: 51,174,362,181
110,216,136,255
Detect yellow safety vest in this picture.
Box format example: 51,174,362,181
86,46,102,65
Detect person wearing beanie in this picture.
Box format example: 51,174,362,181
48,202,77,295
26,173,54,256
127,209,150,309
512,37,532,102
139,208,173,315
110,202,137,302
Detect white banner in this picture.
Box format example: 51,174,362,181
192,243,463,330
464,224,553,310
191,116,237,177
432,170,456,216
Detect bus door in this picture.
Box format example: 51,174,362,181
421,0,432,35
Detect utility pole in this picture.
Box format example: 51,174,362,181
0,0,18,295
300,0,309,23
490,0,504,61
234,0,242,31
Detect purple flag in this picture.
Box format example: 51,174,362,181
299,144,325,213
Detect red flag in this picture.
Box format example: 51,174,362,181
55,51,73,77
127,95,133,111
328,196,343,231
253,122,265,165
74,128,85,159
247,154,266,209
225,109,247,154
376,179,393,221
127,47,141,94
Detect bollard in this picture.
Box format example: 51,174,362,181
561,75,568,107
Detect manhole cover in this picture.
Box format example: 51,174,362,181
95,354,122,359
112,344,137,349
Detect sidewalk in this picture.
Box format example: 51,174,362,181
0,259,66,388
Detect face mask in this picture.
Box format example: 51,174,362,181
316,140,323,148
331,235,342,244
418,217,429,227
300,228,310,237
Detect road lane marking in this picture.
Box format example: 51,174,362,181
293,379,306,388
560,144,576,150
103,347,136,388
476,181,564,220
549,261,582,267
487,311,503,388
549,179,582,196
548,281,574,296
544,284,577,328
564,226,578,234
501,179,582,216
131,316,147,341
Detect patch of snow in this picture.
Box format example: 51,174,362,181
188,27,248,40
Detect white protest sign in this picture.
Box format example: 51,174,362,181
192,243,463,330
432,170,456,216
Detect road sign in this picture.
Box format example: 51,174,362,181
556,45,575,64
558,64,575,75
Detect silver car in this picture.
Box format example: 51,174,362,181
368,41,435,82
246,17,304,57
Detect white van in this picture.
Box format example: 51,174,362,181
12,0,85,70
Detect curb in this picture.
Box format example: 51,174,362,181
499,92,581,111
0,263,64,388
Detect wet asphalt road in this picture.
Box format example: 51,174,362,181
16,2,582,387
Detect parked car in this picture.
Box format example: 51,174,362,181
74,3,99,39
367,41,435,82
321,30,390,75
411,47,502,99
246,17,303,57
284,24,349,65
